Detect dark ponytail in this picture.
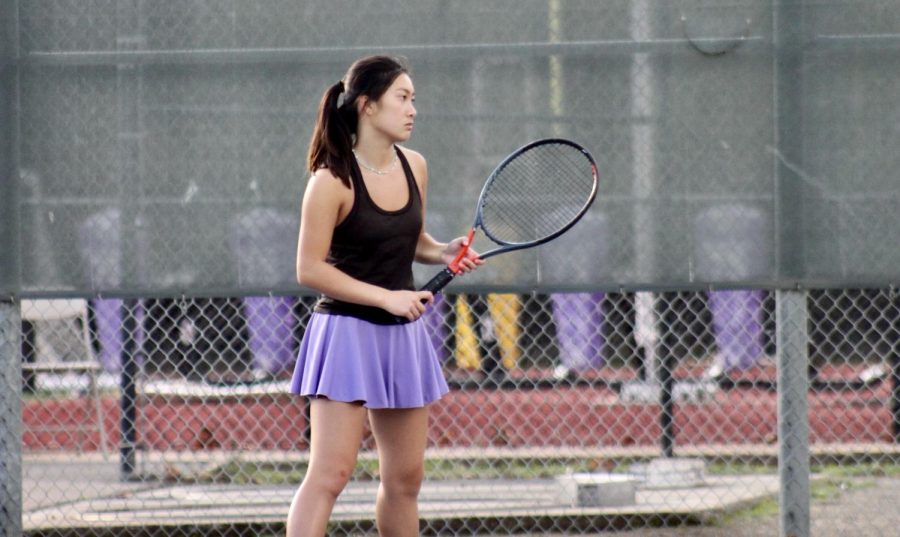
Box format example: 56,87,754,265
306,55,410,188
307,81,355,187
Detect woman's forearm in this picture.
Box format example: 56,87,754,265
414,232,447,265
296,259,389,308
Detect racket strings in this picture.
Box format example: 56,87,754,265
481,143,595,245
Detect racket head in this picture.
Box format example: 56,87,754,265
474,138,598,254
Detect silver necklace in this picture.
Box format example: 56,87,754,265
353,149,398,176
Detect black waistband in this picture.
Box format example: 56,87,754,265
314,298,411,325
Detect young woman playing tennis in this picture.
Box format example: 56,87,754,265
287,55,481,537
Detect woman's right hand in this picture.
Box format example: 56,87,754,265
381,289,434,321
441,236,483,273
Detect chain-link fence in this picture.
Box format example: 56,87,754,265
12,289,900,535
3,1,900,536
7,0,900,297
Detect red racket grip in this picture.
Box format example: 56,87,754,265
418,230,476,299
447,229,475,273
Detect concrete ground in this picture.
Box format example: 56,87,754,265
543,477,900,537
21,449,900,536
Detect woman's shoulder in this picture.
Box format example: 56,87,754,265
305,167,354,206
310,166,338,181
396,145,426,167
309,167,352,188
396,145,427,182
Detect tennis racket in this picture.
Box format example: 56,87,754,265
421,138,599,294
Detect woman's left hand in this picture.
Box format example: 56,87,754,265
441,236,483,273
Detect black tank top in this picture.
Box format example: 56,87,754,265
314,146,422,324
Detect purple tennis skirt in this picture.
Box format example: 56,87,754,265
290,312,449,409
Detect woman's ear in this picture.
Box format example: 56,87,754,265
357,96,372,116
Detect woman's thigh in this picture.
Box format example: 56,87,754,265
368,407,430,487
306,398,368,479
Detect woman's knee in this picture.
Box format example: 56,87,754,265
305,463,355,498
380,464,424,498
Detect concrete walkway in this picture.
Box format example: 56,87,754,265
23,450,783,535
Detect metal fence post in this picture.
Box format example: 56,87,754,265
0,300,23,537
891,288,900,443
120,299,139,479
774,0,810,531
115,0,144,481
777,290,810,537
657,294,676,458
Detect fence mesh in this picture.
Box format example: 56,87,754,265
11,0,900,296
5,0,900,536
17,289,900,535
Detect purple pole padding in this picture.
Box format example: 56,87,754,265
422,294,450,362
91,298,144,373
243,295,297,374
79,208,151,374
708,289,764,370
551,292,606,370
227,208,300,375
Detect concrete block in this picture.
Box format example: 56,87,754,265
555,472,638,507
631,457,706,489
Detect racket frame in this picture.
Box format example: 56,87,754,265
425,138,599,294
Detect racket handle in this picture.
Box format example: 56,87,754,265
420,267,457,296
391,267,458,324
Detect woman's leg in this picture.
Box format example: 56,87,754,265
368,406,430,537
286,398,367,537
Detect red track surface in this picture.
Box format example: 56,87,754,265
22,368,894,452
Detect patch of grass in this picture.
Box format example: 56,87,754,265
207,457,620,485
424,458,597,480
709,461,900,480
807,463,895,502
712,463,894,526
707,462,776,476
713,478,848,527
811,479,847,502
206,457,900,490
705,494,777,529
725,495,780,523
814,462,900,479
22,389,80,401
209,458,399,485
208,461,306,485
22,386,119,402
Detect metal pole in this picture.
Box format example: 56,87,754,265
659,367,675,457
658,307,676,458
0,300,23,537
548,0,564,137
773,0,805,282
0,4,21,530
890,289,900,443
116,0,144,481
1,4,21,522
773,2,809,533
628,0,671,456
21,37,773,67
777,290,810,537
119,299,139,479
893,350,900,442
